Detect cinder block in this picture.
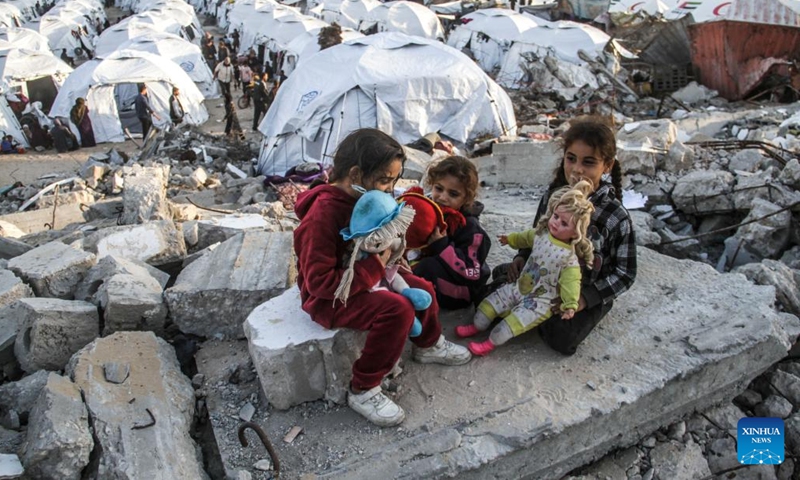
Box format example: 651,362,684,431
244,286,365,410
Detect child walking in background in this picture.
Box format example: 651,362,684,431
410,156,491,309
491,117,637,355
293,129,471,428
457,181,595,356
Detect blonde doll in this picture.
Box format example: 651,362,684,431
456,181,595,356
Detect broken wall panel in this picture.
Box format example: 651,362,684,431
638,16,693,66
689,20,800,100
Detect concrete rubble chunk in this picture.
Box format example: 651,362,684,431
628,211,661,246
82,221,186,267
187,214,281,253
166,231,295,339
21,373,92,480
734,260,800,316
0,370,49,423
0,237,33,261
659,141,693,173
245,285,366,409
290,249,800,478
475,141,561,187
0,222,24,239
120,164,171,225
82,198,123,222
779,158,800,189
734,199,792,260
75,255,169,303
672,170,735,214
7,242,96,299
733,170,800,211
65,332,209,480
97,273,167,335
14,298,99,373
728,149,767,173
188,167,209,190
0,270,33,309
0,454,23,478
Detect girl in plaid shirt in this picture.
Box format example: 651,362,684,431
496,117,637,355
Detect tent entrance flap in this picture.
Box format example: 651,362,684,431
115,83,142,134
25,76,58,114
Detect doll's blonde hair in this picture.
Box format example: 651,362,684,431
535,180,595,264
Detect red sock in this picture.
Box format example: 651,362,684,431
468,339,495,356
455,324,481,338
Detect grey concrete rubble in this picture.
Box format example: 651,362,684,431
81,220,186,266
733,198,793,260
96,273,168,336
66,332,208,479
0,454,23,478
245,285,366,409
120,165,171,225
0,271,32,309
74,255,169,304
474,141,562,187
7,242,96,299
0,370,48,424
185,213,282,252
734,260,800,316
671,170,735,214
166,231,295,338
21,373,92,480
14,298,99,373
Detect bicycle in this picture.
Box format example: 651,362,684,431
238,85,252,109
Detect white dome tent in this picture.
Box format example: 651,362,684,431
308,0,380,30
0,4,23,29
95,31,219,98
365,1,444,39
282,26,363,76
0,27,51,51
0,89,29,148
496,20,611,90
447,12,543,73
31,6,98,61
0,48,72,112
257,32,516,176
50,49,208,143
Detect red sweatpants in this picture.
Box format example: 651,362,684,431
331,273,442,390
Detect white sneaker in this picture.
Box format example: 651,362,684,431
413,335,472,366
347,386,405,427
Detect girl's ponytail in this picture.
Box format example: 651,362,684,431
610,160,623,201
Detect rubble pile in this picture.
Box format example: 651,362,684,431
0,127,300,477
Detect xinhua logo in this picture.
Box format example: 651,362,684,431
738,417,784,465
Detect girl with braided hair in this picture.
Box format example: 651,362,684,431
456,181,596,356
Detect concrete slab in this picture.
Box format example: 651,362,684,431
7,242,96,299
120,165,171,225
245,286,366,410
81,221,186,267
165,231,295,339
187,213,280,252
0,203,86,235
244,248,800,479
474,141,561,187
0,270,32,309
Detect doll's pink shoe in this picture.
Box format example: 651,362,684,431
468,339,495,356
455,324,481,338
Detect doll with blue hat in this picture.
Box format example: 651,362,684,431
334,190,429,337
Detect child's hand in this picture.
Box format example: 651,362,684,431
498,234,509,246
561,309,575,320
427,226,446,245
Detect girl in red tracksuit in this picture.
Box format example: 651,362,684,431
411,156,491,310
293,128,471,428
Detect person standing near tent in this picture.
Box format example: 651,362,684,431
214,57,234,99
251,73,270,132
223,99,245,141
135,84,160,138
217,39,229,63
51,119,79,153
232,29,240,55
169,87,185,126
70,98,96,147
202,36,216,70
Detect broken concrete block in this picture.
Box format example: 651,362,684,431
0,454,23,478
245,285,366,409
0,370,48,424
402,146,432,181
82,198,123,222
628,211,660,246
7,242,96,299
35,190,95,211
169,202,198,222
780,158,800,190
735,260,800,316
188,167,209,190
237,182,265,205
120,165,171,225
75,255,169,304
734,198,792,260
0,204,86,236
728,149,767,173
672,170,735,214
0,221,25,239
65,332,209,480
659,141,693,173
0,237,33,260
166,231,295,338
0,270,33,309
618,119,678,150
733,171,800,212
97,273,167,336
14,298,99,373
190,214,280,253
82,221,186,267
650,438,711,479
21,373,92,480
474,141,561,187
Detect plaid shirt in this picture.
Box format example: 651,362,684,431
524,181,637,308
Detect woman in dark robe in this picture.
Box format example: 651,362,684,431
70,97,96,147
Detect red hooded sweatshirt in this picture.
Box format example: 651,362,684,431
293,184,385,328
